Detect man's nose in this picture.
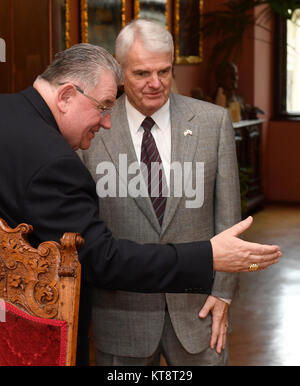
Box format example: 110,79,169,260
148,73,161,88
100,114,111,130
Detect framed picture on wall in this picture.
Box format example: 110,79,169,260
134,0,168,28
54,0,67,50
174,0,203,64
80,0,126,55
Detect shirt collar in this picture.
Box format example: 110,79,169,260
125,96,170,134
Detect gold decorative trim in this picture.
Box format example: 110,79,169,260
121,0,126,28
175,0,203,64
65,0,71,48
165,0,169,30
134,0,140,20
81,0,88,43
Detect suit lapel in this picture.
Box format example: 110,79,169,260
101,95,136,168
101,95,161,234
161,93,199,236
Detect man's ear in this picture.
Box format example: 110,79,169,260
56,83,76,113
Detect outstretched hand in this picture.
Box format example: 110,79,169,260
211,216,282,272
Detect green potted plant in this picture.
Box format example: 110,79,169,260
202,0,298,70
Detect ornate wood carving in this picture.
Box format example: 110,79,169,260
0,218,84,319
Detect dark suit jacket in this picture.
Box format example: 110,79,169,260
0,87,214,294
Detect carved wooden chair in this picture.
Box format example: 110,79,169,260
0,218,84,366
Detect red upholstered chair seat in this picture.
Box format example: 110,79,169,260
0,302,68,366
0,218,83,366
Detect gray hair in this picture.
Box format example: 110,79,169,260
39,43,123,90
115,19,174,67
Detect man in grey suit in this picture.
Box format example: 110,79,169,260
82,20,253,365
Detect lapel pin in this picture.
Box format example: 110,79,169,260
184,129,193,136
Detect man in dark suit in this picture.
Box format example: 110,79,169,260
0,43,281,364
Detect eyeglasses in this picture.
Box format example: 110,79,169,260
58,82,113,117
74,85,113,117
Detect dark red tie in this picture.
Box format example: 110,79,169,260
140,116,167,226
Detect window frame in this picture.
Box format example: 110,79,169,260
274,9,300,121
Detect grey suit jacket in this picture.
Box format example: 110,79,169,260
82,93,240,357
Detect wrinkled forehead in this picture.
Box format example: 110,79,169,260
125,40,172,68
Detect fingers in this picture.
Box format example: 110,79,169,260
238,251,281,272
239,241,282,272
210,316,223,352
211,217,282,273
210,314,228,354
242,240,280,256
255,259,279,271
200,297,229,354
214,322,228,354
227,216,253,237
246,258,280,272
248,249,282,263
199,296,215,319
234,238,282,272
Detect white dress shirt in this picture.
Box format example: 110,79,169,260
125,96,171,189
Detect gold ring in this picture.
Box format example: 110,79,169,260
248,263,259,272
